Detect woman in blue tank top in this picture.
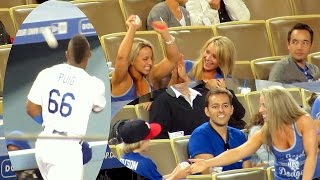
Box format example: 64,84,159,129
111,15,180,102
189,86,320,180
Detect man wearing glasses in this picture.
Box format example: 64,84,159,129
269,23,320,83
188,88,251,174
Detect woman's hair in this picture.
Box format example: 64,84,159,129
128,38,155,66
188,36,236,80
120,141,143,154
260,86,307,151
245,112,264,130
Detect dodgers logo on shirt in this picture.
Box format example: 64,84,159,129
1,158,16,178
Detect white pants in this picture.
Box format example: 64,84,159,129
35,131,83,180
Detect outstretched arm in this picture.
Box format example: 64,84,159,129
151,21,180,83
299,115,318,180
26,100,43,125
189,130,263,174
111,15,141,89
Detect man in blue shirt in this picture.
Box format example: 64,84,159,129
188,88,251,174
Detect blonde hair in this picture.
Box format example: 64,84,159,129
189,36,236,80
260,86,307,151
120,141,143,154
129,38,155,66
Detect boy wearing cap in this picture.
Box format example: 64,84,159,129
119,119,190,180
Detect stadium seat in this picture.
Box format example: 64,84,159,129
0,44,11,95
233,61,254,79
142,139,177,175
291,0,320,15
9,4,37,32
245,91,261,116
110,105,137,133
250,56,284,80
0,0,27,8
185,174,212,180
167,26,215,61
25,0,38,4
235,93,251,124
308,52,320,69
212,167,267,180
266,15,320,56
0,8,16,38
73,0,127,36
134,103,149,122
266,166,275,180
243,0,294,20
119,0,159,31
100,31,165,66
171,135,190,165
287,87,303,108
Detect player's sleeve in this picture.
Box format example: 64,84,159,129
27,70,46,105
92,77,106,112
188,130,212,158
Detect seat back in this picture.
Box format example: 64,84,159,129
287,87,303,108
171,135,190,164
73,0,127,36
0,0,27,8
119,0,159,31
291,0,320,15
308,52,320,69
101,31,165,67
0,44,11,94
235,94,251,124
250,56,283,80
134,103,149,122
266,15,320,56
185,174,212,180
212,168,267,180
168,26,215,61
243,0,294,20
0,8,16,38
245,91,261,116
141,139,177,175
266,166,275,180
110,105,137,131
10,4,37,32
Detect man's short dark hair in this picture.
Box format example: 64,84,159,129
287,23,313,43
205,88,233,107
69,34,90,64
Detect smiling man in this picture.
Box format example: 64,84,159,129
269,23,320,83
188,88,251,174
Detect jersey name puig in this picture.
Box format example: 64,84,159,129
58,72,76,85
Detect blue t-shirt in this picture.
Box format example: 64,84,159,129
120,152,163,180
272,123,320,180
311,96,320,119
188,122,249,171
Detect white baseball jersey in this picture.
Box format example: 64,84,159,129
28,63,106,136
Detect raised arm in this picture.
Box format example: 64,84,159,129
150,21,180,83
111,15,141,89
299,115,318,180
189,130,263,174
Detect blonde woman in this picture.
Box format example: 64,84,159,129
111,15,180,103
189,86,320,180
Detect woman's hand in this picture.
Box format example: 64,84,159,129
126,15,142,31
152,21,168,34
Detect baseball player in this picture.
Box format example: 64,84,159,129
26,34,106,180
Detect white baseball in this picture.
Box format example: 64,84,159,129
135,15,141,25
180,162,190,169
41,27,58,49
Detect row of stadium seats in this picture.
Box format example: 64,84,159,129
109,135,275,180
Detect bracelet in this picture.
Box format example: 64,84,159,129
165,35,175,45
